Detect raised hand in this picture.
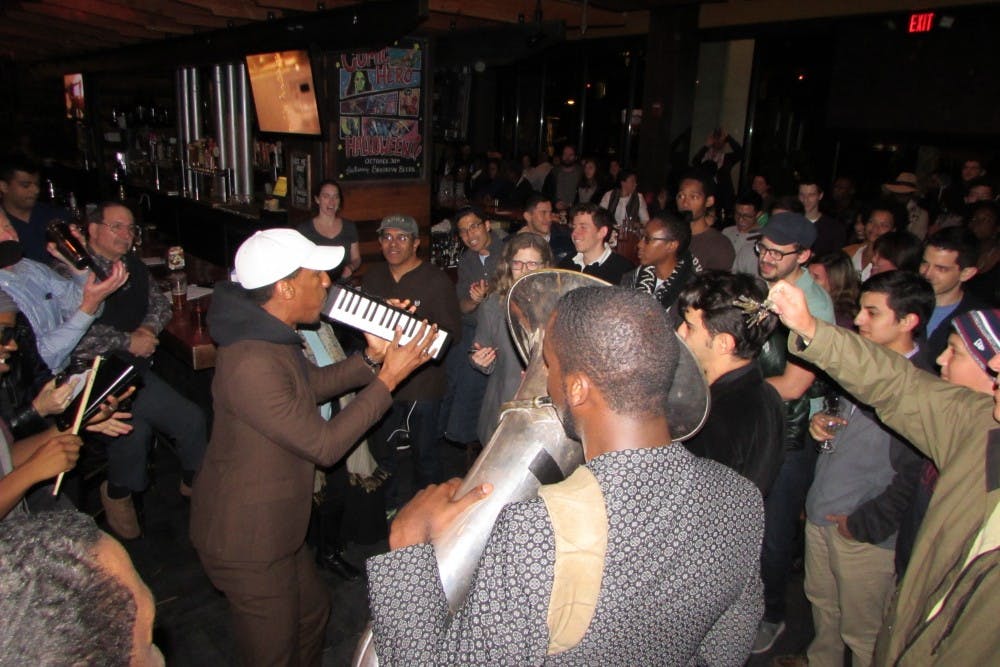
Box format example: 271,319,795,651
80,261,129,314
377,321,436,392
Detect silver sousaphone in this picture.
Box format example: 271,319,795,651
353,269,710,665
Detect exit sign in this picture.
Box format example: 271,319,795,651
908,12,935,33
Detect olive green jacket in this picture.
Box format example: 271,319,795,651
791,321,1000,666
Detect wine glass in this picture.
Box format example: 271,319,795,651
818,393,844,453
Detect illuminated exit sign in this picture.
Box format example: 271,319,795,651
908,12,935,33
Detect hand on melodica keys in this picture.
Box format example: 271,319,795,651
371,320,437,392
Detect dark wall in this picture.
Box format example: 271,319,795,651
829,7,1000,135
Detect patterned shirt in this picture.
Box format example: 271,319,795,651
368,445,764,666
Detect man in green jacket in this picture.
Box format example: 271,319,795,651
767,281,1000,666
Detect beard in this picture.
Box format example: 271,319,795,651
553,387,580,442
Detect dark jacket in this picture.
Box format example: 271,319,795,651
362,262,461,401
190,281,392,562
557,250,635,286
683,363,785,496
757,325,814,451
925,290,991,367
0,313,53,438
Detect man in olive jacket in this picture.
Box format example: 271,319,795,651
768,282,1000,666
190,229,432,667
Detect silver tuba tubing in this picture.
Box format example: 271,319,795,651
352,271,602,667
352,270,711,666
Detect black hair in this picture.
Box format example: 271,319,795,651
797,178,824,194
549,286,677,419
677,271,778,360
244,267,302,304
735,191,763,212
770,195,805,215
649,213,692,256
860,270,936,337
0,511,136,665
524,193,551,212
0,153,41,181
569,202,613,232
679,170,716,199
313,178,343,203
873,230,923,273
924,227,980,270
864,199,906,231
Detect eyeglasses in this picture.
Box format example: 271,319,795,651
510,260,543,270
102,222,138,236
639,235,672,244
754,241,800,260
456,221,484,236
733,212,757,221
379,232,412,244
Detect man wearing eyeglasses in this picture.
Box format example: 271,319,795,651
752,211,835,655
362,214,461,514
441,206,506,447
0,209,128,374
620,214,699,327
53,202,206,540
725,191,764,275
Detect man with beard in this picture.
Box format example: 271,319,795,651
367,286,763,665
542,144,583,213
752,212,835,655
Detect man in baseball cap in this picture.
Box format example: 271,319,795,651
232,227,345,289
751,211,835,653
192,227,433,665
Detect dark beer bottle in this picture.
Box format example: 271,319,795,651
46,220,108,281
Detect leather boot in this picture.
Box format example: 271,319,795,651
100,481,141,540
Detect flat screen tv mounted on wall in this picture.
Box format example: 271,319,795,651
245,50,322,136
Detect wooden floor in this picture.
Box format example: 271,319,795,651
92,441,813,666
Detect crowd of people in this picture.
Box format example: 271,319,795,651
0,140,998,667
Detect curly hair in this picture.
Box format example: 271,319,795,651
677,271,778,360
549,286,677,419
0,511,136,666
492,233,554,297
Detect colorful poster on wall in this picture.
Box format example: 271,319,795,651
337,38,424,180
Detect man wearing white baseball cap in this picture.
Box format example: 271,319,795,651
190,228,434,666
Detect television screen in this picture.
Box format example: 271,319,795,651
245,50,322,136
64,73,85,120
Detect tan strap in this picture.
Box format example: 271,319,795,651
538,466,608,655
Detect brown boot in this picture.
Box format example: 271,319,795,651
100,481,141,540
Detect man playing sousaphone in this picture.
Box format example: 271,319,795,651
366,286,764,664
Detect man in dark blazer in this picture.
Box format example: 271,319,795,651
190,229,432,666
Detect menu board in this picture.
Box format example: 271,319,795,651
337,39,424,180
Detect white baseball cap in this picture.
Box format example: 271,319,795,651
233,228,345,289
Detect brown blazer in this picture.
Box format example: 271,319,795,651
190,342,391,563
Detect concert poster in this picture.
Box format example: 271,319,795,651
336,38,424,180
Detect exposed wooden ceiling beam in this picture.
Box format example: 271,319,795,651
429,0,623,26
3,8,129,45
17,3,164,39
176,0,275,21
112,0,239,29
